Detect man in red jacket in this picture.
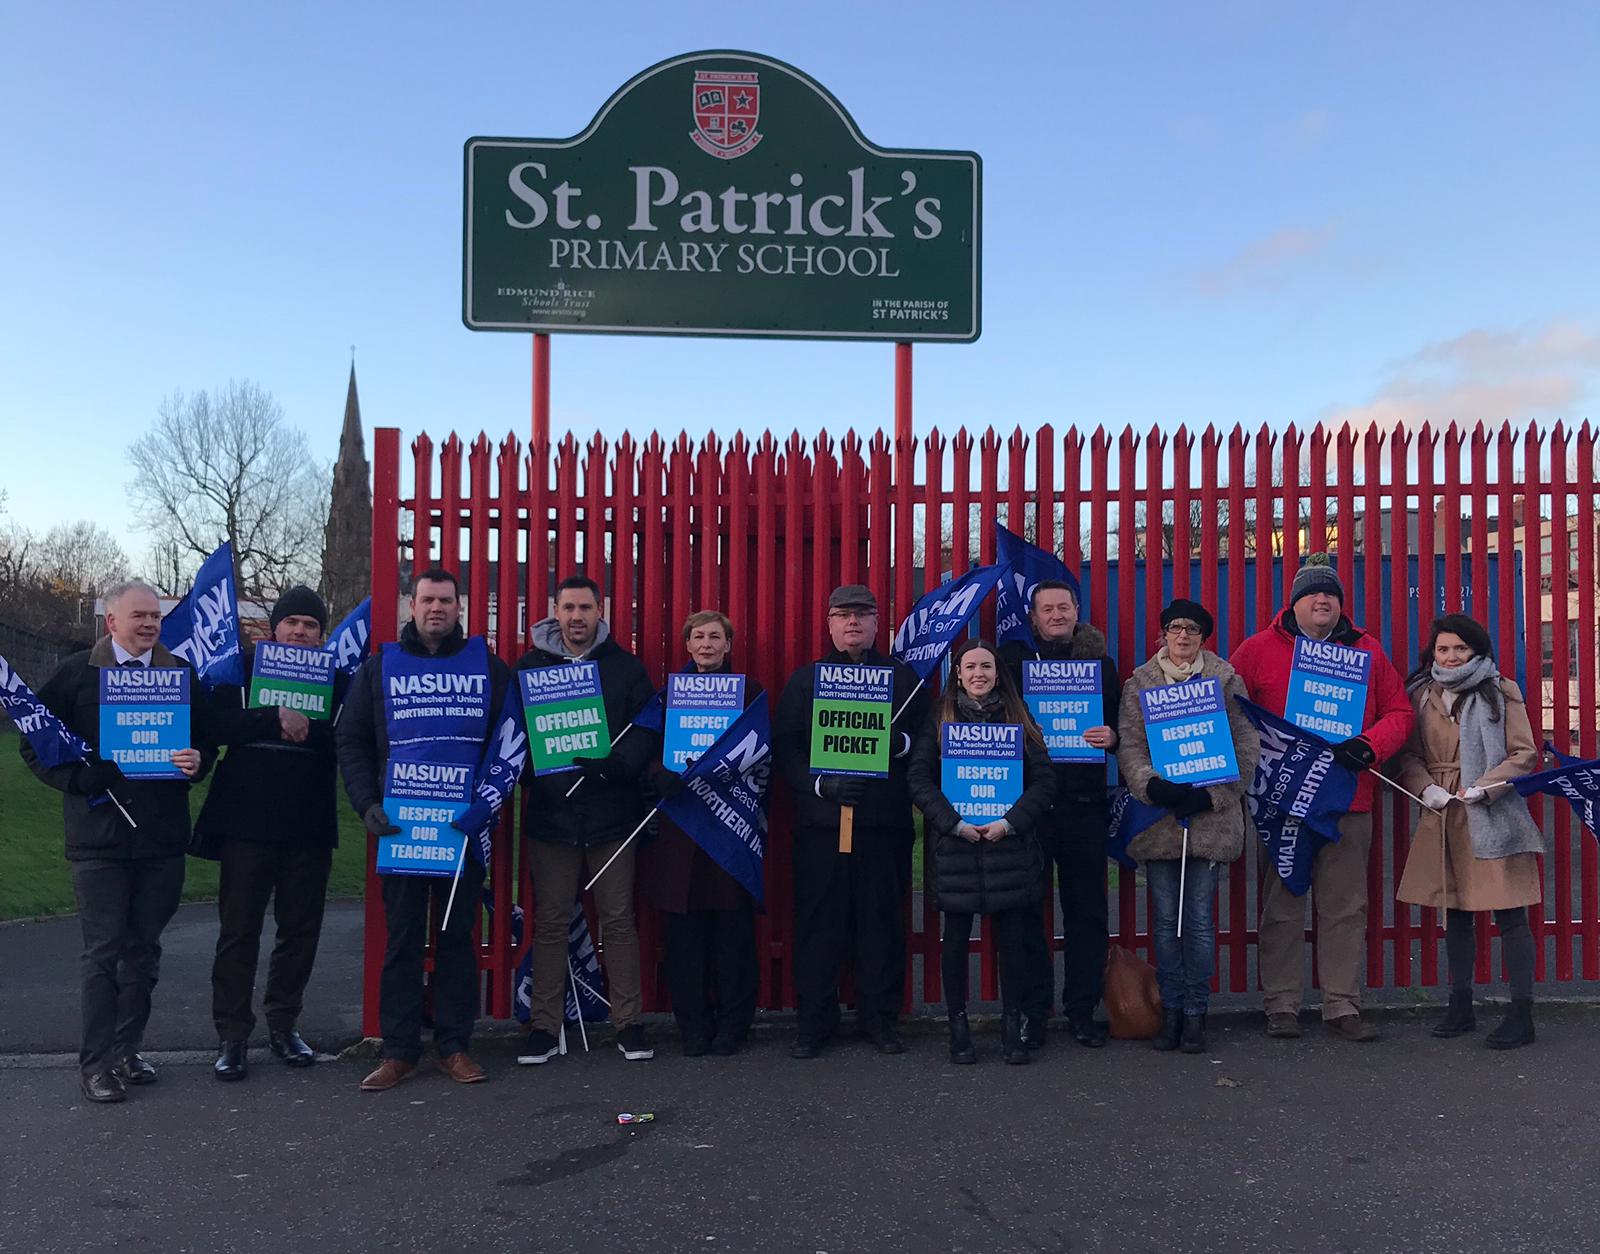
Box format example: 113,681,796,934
1229,555,1414,1043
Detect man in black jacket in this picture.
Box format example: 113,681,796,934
200,585,346,1081
773,584,928,1058
20,579,210,1104
998,579,1122,1049
513,574,659,1065
336,568,511,1091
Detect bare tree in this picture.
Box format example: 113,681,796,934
127,381,327,600
34,521,128,596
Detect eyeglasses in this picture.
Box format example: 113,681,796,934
1164,622,1203,638
828,609,876,621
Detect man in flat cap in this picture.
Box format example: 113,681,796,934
773,584,928,1059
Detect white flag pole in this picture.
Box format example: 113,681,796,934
439,835,471,932
582,806,657,893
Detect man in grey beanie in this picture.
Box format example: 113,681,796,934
1231,553,1414,1043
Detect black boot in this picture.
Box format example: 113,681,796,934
947,1010,976,1065
1179,1014,1208,1055
1432,990,1476,1039
1152,1007,1184,1052
1485,999,1535,1050
213,1041,247,1082
1001,1011,1030,1065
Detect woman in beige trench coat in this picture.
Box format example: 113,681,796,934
1394,614,1544,1050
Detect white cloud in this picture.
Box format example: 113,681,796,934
1325,320,1600,436
1185,222,1339,297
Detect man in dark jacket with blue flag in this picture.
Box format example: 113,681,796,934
514,575,659,1065
21,579,212,1104
999,579,1122,1049
773,584,929,1058
199,585,347,1082
337,568,511,1091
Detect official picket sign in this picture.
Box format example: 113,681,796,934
464,50,980,341
663,671,745,770
939,721,1023,822
1022,660,1103,763
98,666,190,779
1281,637,1371,740
809,663,893,777
521,662,613,775
377,756,473,877
249,642,336,719
1138,678,1240,787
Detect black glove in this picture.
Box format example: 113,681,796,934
1145,775,1196,810
1330,737,1376,773
1173,788,1213,820
655,771,689,800
363,804,401,837
817,775,868,806
574,752,623,781
72,759,126,796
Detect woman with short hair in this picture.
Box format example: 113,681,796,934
1116,599,1258,1056
640,609,764,1056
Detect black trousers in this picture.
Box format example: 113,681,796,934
70,855,186,1074
791,826,910,1038
663,903,758,1044
379,860,484,1064
211,838,333,1042
941,907,1031,1015
1022,798,1111,1020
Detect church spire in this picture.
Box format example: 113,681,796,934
320,360,373,616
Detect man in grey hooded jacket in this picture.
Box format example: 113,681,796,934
513,575,659,1064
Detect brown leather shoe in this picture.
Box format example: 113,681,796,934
1265,1012,1304,1039
359,1058,416,1092
1326,1013,1380,1043
438,1052,486,1084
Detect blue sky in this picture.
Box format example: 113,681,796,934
3,2,1597,548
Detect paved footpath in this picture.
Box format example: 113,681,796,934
4,1005,1598,1254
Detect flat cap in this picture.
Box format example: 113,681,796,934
828,584,878,612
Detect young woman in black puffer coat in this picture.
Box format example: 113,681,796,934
908,638,1056,1065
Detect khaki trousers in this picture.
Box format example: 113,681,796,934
1258,811,1372,1020
528,837,642,1033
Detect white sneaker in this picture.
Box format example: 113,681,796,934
615,1025,654,1061
516,1029,559,1065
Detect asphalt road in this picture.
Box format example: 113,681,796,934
4,1006,1597,1254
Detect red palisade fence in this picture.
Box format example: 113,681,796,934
362,421,1600,1034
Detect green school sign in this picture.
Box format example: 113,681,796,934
463,50,981,342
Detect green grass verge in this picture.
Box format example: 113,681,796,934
1,730,367,921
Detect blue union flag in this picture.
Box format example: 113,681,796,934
1514,744,1600,840
1236,697,1357,896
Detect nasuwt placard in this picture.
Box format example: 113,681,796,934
1281,637,1371,741
1022,660,1103,764
809,663,894,778
521,662,613,775
377,756,472,877
939,721,1023,822
98,666,190,780
249,642,336,720
1138,677,1240,788
464,50,980,341
664,671,745,771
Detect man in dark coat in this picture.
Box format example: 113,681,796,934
998,579,1123,1049
513,574,659,1066
337,568,511,1091
20,579,211,1103
772,584,929,1058
198,585,347,1081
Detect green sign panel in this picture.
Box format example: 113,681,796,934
809,663,894,777
248,642,335,720
520,663,614,776
464,50,980,342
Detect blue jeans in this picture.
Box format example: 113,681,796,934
1146,858,1218,1017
